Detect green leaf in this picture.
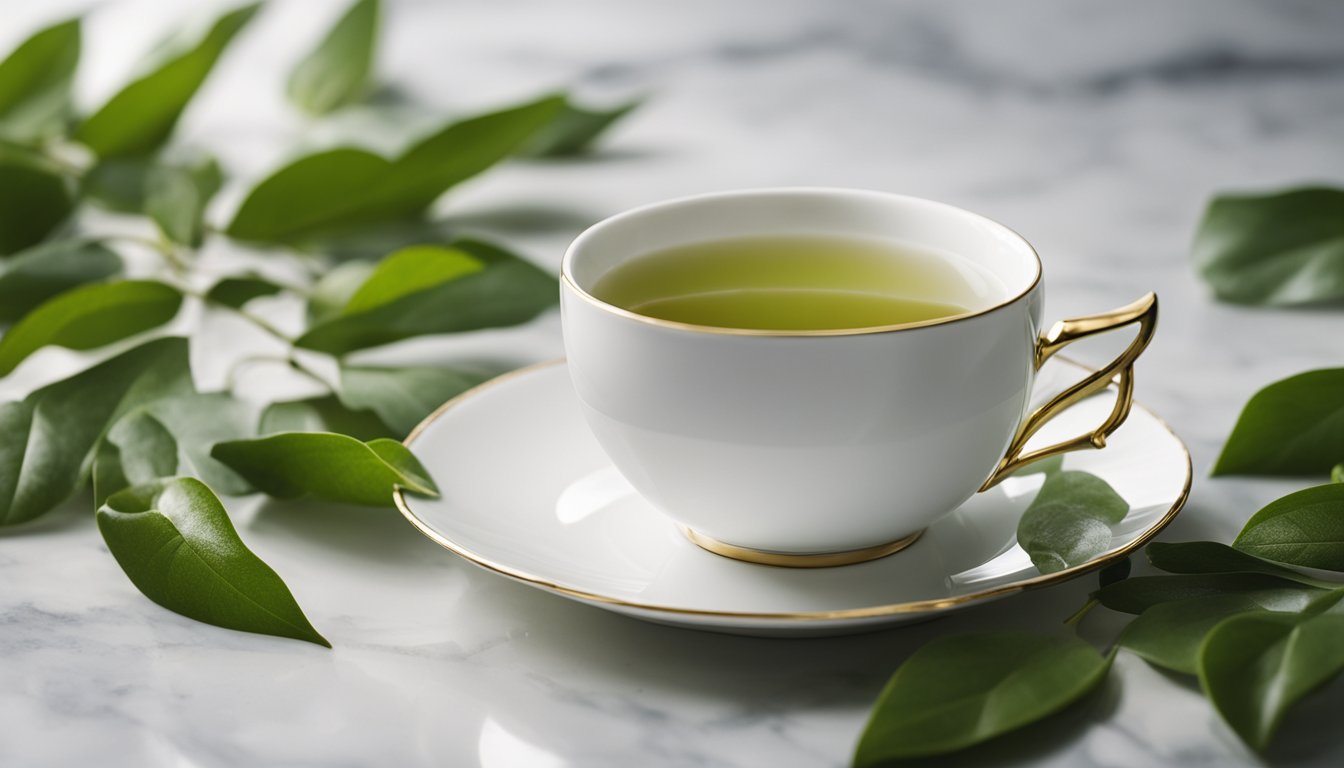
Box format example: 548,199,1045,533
0,280,182,376
306,261,375,324
341,245,482,314
0,18,80,141
93,411,177,506
1098,556,1131,588
91,391,254,506
295,248,557,355
0,337,193,526
0,239,121,324
210,433,437,506
1119,590,1318,675
523,97,639,157
226,94,564,242
1212,368,1344,477
204,275,285,309
1193,187,1344,306
287,0,378,115
1198,588,1344,751
1146,541,1332,586
146,155,222,246
1096,573,1323,615
338,364,497,437
854,632,1111,765
97,477,328,646
75,4,261,158
1334,464,1344,484
259,396,392,441
1233,483,1344,571
0,152,73,254
1016,470,1128,574
81,157,153,211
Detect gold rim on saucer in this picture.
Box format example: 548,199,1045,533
393,357,1192,623
681,526,924,568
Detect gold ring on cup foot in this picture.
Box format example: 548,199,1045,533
680,527,925,568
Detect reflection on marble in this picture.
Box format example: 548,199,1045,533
3,0,1344,765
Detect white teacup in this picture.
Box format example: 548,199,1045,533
560,189,1156,567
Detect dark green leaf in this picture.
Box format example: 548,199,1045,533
1119,590,1318,675
75,4,260,158
146,155,222,246
1198,588,1344,751
1212,368,1344,477
1098,556,1131,589
854,632,1110,765
287,0,378,115
295,251,557,355
0,337,193,526
205,275,285,309
259,396,392,441
97,477,328,646
338,364,498,437
0,239,121,324
210,432,437,506
226,94,564,242
1096,573,1323,615
1193,187,1344,306
523,97,638,157
0,152,73,254
0,18,80,141
0,280,182,376
1016,470,1128,574
1233,483,1344,571
1146,541,1332,586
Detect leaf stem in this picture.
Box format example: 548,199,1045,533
225,354,333,393
1064,597,1099,628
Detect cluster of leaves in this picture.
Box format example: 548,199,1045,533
0,1,634,647
855,185,1344,766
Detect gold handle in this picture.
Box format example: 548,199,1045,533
979,292,1158,491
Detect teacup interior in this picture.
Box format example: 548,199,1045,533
564,189,1040,319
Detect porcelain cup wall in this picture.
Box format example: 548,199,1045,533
561,188,1156,557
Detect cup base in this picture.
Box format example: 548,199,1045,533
681,526,925,568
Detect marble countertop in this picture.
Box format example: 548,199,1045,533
4,0,1344,765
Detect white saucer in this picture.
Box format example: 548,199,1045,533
396,359,1190,637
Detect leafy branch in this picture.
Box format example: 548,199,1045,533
0,1,635,646
855,184,1344,764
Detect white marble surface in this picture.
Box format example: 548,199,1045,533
3,0,1344,765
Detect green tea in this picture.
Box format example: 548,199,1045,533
591,235,979,331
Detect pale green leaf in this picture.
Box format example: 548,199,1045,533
0,18,80,141
287,0,379,115
1016,470,1128,574
75,4,261,158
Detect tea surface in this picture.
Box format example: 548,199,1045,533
591,235,977,331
